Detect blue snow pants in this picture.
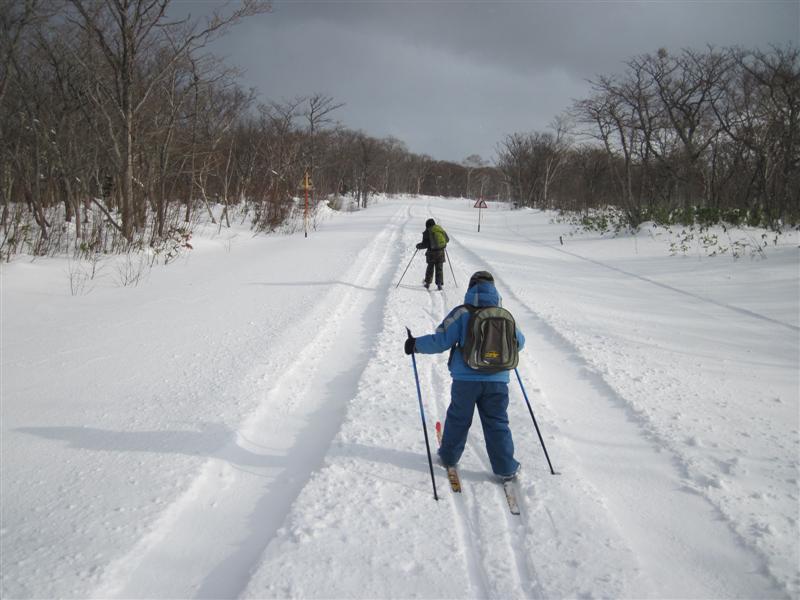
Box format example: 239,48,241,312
437,380,520,477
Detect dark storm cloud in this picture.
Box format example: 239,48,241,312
191,0,799,162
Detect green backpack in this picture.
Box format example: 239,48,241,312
461,305,519,372
429,224,449,250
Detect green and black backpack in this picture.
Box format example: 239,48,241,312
460,305,519,372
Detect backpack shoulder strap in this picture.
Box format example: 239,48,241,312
447,304,474,365
452,304,475,342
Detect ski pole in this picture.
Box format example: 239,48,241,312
514,368,557,475
407,327,439,501
395,248,419,288
444,248,458,287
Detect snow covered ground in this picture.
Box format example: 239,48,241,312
2,195,798,599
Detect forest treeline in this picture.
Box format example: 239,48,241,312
508,45,799,231
1,0,798,259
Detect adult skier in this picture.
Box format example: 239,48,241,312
416,218,449,290
404,271,525,479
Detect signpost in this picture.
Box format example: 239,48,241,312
473,198,488,232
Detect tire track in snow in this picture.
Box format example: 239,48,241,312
452,233,783,598
91,206,411,600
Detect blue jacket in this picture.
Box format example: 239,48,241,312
414,281,525,382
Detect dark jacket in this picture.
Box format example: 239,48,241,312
416,226,448,264
414,280,525,382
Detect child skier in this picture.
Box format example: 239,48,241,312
404,271,525,479
415,218,449,290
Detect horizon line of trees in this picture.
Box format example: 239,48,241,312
0,0,509,259
1,1,797,260
499,45,799,229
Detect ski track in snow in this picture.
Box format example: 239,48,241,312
495,213,796,596
406,206,559,599
436,235,644,598
419,291,492,599
417,198,543,598
5,197,795,600
92,207,410,599
449,216,787,598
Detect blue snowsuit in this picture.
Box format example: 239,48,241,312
414,280,525,477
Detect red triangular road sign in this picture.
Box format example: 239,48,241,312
473,199,488,208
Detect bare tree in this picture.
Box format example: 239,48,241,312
462,154,485,198
640,48,730,209
496,131,569,209
65,0,269,241
0,0,51,110
409,154,433,196
252,97,304,230
540,114,572,209
302,93,343,191
713,46,800,223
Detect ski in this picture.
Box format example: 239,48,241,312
502,479,521,515
445,466,462,493
435,421,462,493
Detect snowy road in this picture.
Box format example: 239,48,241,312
2,197,797,598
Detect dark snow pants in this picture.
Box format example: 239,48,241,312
437,380,520,477
424,261,444,286
424,247,445,286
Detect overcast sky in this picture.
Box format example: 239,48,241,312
180,0,799,163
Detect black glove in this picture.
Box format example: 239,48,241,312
404,336,416,355
415,242,424,249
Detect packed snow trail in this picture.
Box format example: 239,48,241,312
3,196,796,599
439,229,781,597
240,200,789,598
503,213,800,334
90,206,413,598
438,200,795,597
